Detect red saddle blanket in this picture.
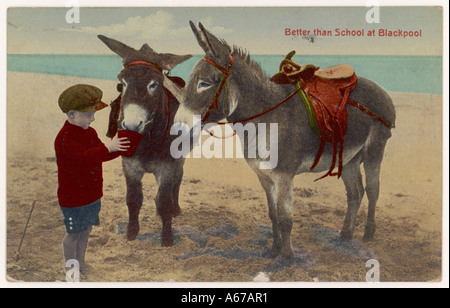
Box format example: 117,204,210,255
302,73,358,180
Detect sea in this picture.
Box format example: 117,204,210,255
7,54,442,94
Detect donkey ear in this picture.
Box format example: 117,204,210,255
98,35,136,59
159,53,192,71
189,21,230,59
139,43,156,54
190,21,213,56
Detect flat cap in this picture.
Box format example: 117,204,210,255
58,84,108,113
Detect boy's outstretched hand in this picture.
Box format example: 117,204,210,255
105,135,130,153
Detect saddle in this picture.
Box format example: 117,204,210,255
271,51,358,180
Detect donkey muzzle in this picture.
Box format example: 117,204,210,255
121,104,153,133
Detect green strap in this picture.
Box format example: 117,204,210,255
296,82,321,139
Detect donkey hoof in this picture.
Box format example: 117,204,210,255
127,232,138,241
363,230,375,242
362,235,374,242
363,224,375,242
127,222,140,241
270,244,281,258
172,205,182,218
161,240,173,247
340,230,353,240
161,235,173,247
270,249,280,259
281,248,294,260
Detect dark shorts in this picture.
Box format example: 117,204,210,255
60,199,101,233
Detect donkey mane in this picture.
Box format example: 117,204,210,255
217,35,270,83
232,45,270,81
228,44,288,106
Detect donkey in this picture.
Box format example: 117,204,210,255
174,22,396,259
98,35,191,246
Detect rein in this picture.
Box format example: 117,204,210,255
201,53,302,139
119,60,171,145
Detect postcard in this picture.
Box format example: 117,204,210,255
2,1,448,288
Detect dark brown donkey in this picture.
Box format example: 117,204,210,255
98,35,191,246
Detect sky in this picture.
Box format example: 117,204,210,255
6,6,443,55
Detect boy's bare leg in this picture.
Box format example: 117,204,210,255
62,232,79,272
76,226,92,272
63,226,92,273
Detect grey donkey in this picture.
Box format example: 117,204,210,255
174,22,396,259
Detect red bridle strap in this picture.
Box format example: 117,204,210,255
123,61,163,73
201,52,301,135
203,55,233,76
202,54,234,122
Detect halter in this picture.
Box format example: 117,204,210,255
123,60,163,73
202,53,304,123
200,53,302,139
119,60,171,145
201,53,234,123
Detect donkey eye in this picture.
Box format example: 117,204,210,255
198,81,211,88
119,80,127,93
147,81,159,92
197,80,213,92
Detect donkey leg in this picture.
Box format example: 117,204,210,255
340,154,364,240
362,146,387,241
363,164,380,241
361,127,390,241
123,160,145,241
275,173,295,259
256,172,280,258
154,161,183,247
169,161,184,218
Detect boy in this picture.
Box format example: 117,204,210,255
55,84,129,278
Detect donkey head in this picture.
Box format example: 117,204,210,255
174,22,240,128
98,35,191,136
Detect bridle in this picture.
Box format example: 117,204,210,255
200,53,302,130
119,60,171,145
201,53,234,123
123,60,164,73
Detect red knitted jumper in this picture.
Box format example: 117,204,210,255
55,121,120,207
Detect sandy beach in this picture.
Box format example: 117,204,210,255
5,71,443,282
